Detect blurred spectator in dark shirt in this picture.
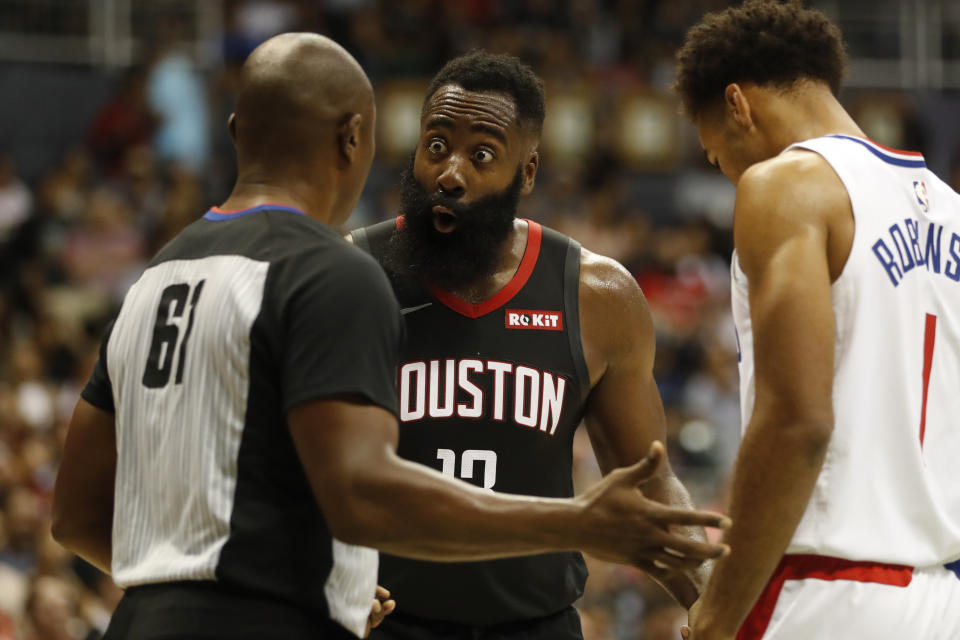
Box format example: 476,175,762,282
86,70,155,178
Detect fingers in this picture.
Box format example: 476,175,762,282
654,531,730,561
681,625,691,639
382,599,396,617
375,585,390,600
623,440,665,485
648,503,732,530
648,549,712,572
368,594,396,631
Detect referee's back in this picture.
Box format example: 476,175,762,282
50,33,398,639
84,204,400,638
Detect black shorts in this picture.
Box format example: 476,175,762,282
102,581,356,640
369,606,583,640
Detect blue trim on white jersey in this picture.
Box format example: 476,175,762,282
204,204,306,221
947,559,960,581
826,135,927,168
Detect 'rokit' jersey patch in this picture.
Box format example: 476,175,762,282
505,309,563,330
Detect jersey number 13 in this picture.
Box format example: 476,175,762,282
437,448,498,490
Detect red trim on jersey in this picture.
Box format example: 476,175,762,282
430,220,543,319
919,313,937,448
737,554,913,640
860,136,924,157
210,202,292,214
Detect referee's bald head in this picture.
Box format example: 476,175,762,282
228,33,375,223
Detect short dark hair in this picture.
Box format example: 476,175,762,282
423,50,546,135
675,0,846,119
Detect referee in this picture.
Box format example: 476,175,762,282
51,33,730,640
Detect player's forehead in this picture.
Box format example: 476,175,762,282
421,85,519,142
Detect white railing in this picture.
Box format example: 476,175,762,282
814,0,960,90
0,0,222,68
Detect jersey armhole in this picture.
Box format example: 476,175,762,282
563,240,591,404
351,227,372,254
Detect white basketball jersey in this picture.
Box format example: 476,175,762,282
732,135,960,567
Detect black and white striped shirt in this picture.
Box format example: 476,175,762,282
82,204,401,637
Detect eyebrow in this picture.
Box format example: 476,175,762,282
425,115,455,131
470,122,508,145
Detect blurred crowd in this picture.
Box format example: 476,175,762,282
1,1,956,639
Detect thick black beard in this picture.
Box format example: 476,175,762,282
385,158,522,291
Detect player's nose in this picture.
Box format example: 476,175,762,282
436,156,466,199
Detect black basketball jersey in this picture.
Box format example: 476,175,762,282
82,204,402,637
353,217,590,626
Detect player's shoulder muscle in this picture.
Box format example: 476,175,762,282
579,248,655,367
579,249,647,313
734,150,848,273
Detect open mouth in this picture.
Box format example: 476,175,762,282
432,205,458,233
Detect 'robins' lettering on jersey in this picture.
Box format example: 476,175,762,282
871,219,960,287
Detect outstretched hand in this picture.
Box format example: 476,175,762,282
576,441,731,571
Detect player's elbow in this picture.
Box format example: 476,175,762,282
784,415,833,458
322,500,376,546
315,466,398,548
50,503,82,551
754,401,833,457
51,486,113,556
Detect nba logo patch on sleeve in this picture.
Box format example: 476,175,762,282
914,181,930,212
505,309,563,331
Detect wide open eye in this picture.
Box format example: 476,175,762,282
427,139,448,155
473,148,494,164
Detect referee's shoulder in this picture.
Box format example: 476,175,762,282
267,215,393,290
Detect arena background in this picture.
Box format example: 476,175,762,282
0,1,958,638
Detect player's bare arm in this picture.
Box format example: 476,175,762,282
578,249,723,608
689,152,848,639
52,398,116,574
288,396,729,567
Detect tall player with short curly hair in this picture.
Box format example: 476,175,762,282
674,2,960,639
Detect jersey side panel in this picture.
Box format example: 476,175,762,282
108,255,268,585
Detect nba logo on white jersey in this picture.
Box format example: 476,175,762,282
914,180,930,212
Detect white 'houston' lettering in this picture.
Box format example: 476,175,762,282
487,361,513,421
399,362,426,421
540,372,566,435
428,359,455,418
514,366,540,428
457,360,484,418
398,358,569,435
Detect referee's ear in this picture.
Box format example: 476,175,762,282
338,113,364,166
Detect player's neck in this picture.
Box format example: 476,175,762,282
446,218,528,304
769,88,865,151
